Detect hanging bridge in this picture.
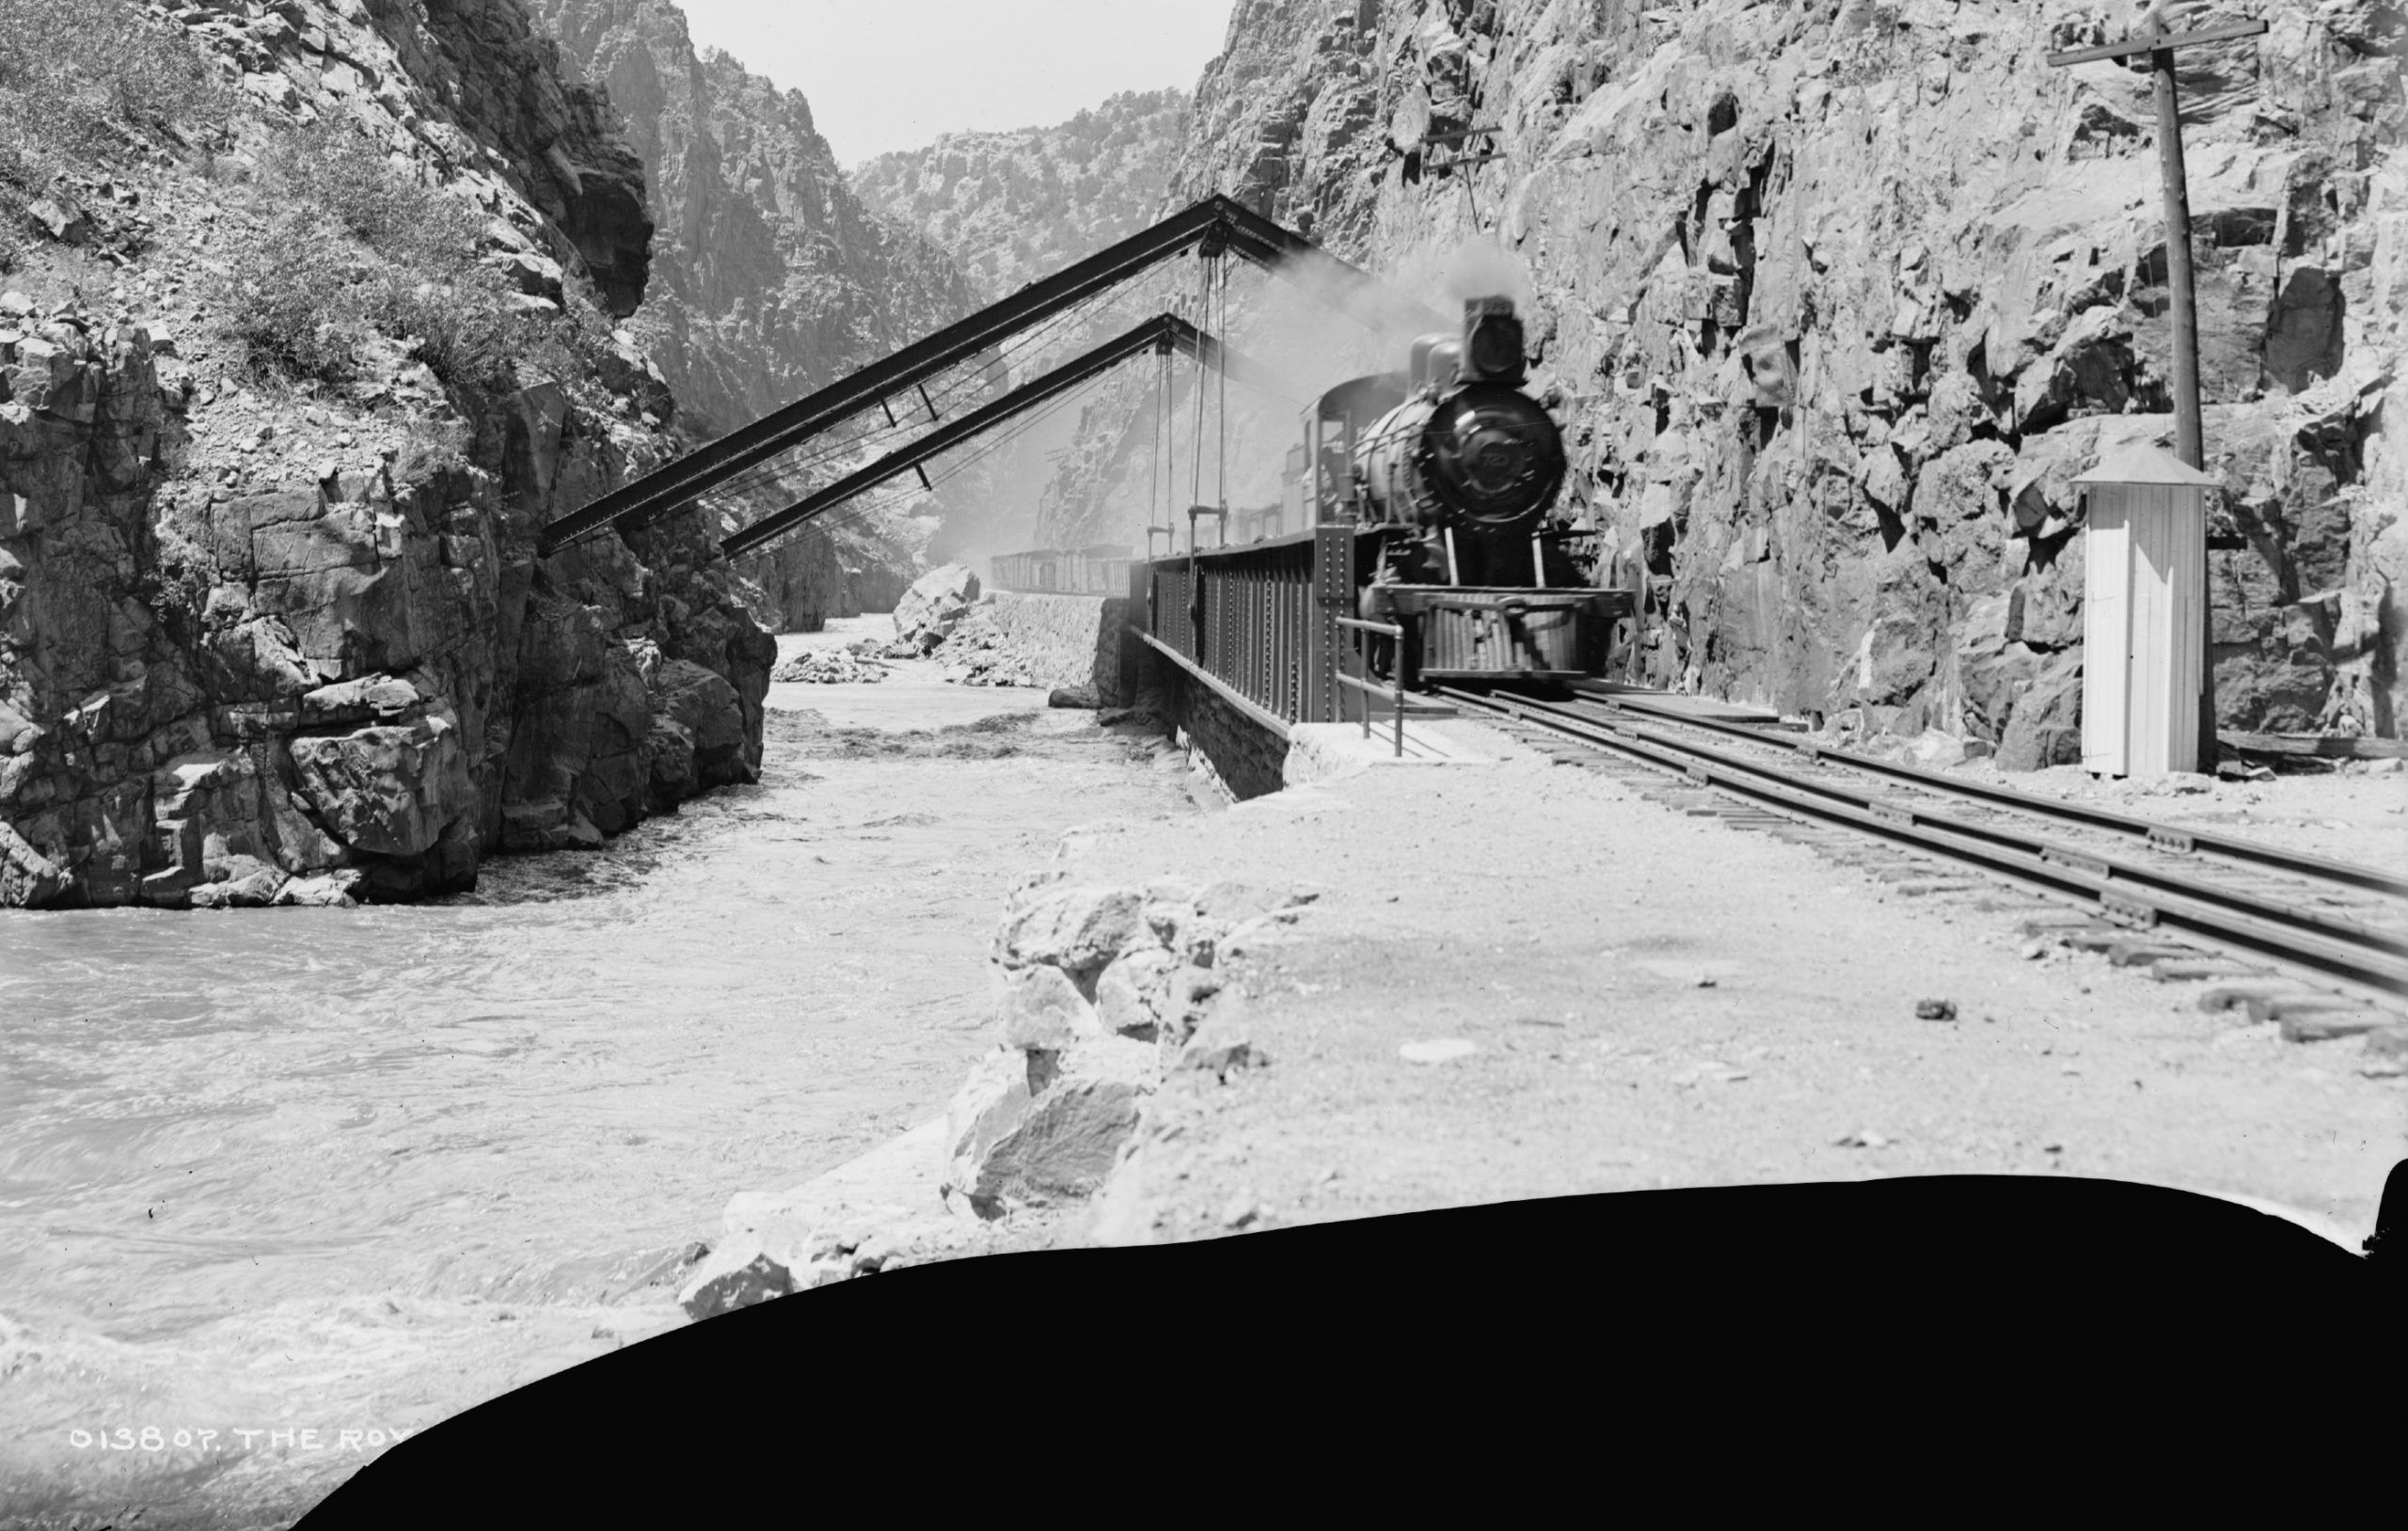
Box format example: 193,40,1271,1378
538,195,1444,561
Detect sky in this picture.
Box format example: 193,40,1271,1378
673,0,1238,166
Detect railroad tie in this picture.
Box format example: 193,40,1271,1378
1871,863,1948,884
2065,927,2140,955
2197,980,2374,1024
2147,956,2269,984
2279,1008,2398,1044
2020,913,2106,936
2104,939,2205,968
1973,897,2061,915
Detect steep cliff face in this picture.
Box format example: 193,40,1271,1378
1141,0,2405,750
531,0,979,435
1,0,774,909
529,0,979,631
852,89,1192,299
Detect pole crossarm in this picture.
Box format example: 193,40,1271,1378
2043,18,2267,68
539,195,1440,555
720,313,1278,561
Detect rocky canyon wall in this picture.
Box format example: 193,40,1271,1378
851,88,1192,301
1074,0,2404,756
2,0,775,909
531,0,982,633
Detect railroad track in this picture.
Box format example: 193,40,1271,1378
1437,685,2408,1034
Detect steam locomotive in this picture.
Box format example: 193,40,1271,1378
1294,296,1632,687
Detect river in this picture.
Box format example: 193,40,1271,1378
0,629,1200,1526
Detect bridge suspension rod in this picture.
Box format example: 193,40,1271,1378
721,313,1282,560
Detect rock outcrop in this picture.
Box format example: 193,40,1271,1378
0,0,774,908
1047,0,2406,747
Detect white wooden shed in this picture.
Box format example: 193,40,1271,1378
2074,444,2219,779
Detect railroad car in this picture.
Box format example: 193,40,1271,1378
1292,296,1634,688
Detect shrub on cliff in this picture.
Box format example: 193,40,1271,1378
219,120,610,397
0,0,230,231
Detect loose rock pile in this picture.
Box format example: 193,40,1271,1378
768,642,892,685
927,611,1043,688
941,872,1319,1219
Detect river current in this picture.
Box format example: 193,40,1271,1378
0,645,1199,1524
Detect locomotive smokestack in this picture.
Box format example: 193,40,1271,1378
1461,294,1526,387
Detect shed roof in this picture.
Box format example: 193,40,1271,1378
2071,443,2222,487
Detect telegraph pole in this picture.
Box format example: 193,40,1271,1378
2046,13,2267,773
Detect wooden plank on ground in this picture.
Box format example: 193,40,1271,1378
2220,731,2408,760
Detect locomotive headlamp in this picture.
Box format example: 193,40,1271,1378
1462,296,1525,386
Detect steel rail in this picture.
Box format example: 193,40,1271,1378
1440,687,2408,998
1568,685,2408,898
1497,687,2401,949
540,196,1445,554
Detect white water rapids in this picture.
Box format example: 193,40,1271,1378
0,626,1200,1524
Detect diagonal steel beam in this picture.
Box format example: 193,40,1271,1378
541,195,1439,555
721,313,1278,560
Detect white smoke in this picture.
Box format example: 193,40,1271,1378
1387,234,1537,318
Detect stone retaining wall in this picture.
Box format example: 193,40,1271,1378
982,592,1131,701
1165,670,1290,802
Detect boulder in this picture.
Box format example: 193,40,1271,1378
1902,730,1968,768
188,862,289,908
641,718,698,813
1094,943,1183,1038
998,963,1100,1050
1995,653,2084,772
991,884,1145,975
287,707,475,860
1174,989,1258,1079
0,822,70,908
648,659,751,788
956,1077,1144,1212
941,1046,1039,1216
678,1252,797,1320
891,564,980,654
273,870,364,908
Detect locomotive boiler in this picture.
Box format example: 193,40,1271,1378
1298,296,1631,688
